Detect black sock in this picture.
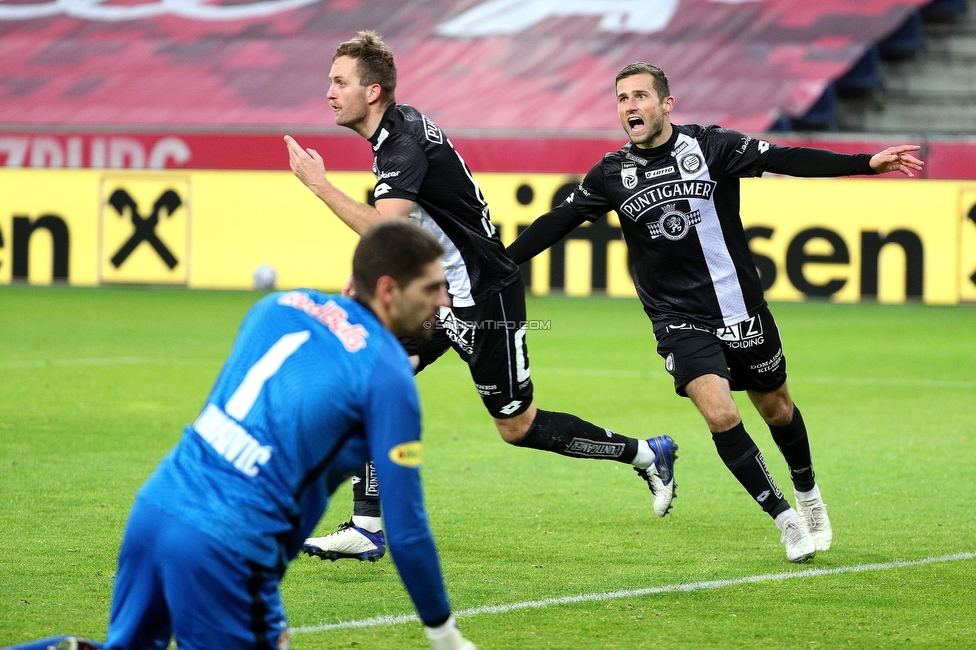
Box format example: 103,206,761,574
352,462,381,518
515,409,639,463
712,423,789,518
768,405,816,493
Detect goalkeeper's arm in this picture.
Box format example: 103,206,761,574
363,358,477,650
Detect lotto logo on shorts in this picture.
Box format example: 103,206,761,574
716,316,763,348
498,400,523,415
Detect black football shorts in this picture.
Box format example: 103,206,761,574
654,305,788,396
400,278,534,419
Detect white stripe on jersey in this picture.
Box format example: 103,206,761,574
409,205,475,307
675,134,749,326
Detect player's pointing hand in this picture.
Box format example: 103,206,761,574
285,135,329,192
869,144,925,177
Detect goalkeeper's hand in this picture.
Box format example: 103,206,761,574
425,614,477,650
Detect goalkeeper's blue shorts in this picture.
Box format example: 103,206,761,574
104,499,290,650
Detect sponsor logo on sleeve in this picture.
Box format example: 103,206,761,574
758,140,770,154
374,183,392,197
389,440,423,467
422,115,443,144
735,136,753,154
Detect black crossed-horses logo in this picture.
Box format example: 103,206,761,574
109,188,182,269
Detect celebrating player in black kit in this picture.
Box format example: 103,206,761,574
507,62,924,563
283,34,678,564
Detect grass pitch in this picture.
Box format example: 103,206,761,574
1,286,974,649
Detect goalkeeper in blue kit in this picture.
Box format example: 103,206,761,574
5,220,476,650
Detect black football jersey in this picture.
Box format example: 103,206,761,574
564,124,780,329
369,104,519,307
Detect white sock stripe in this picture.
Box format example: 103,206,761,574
291,551,976,634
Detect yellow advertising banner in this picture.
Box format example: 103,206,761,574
99,174,191,285
960,189,976,303
0,169,361,291
740,178,964,306
1,169,974,305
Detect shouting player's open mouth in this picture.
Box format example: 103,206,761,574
628,115,646,136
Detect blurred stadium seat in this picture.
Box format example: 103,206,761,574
1,0,973,174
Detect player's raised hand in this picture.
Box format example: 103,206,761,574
284,135,328,191
869,145,925,177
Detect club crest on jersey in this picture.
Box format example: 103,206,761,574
647,204,702,241
680,154,702,174
621,161,638,189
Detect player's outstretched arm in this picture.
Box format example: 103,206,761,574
284,135,383,234
507,204,587,264
869,145,925,177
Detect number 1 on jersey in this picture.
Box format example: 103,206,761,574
225,330,311,421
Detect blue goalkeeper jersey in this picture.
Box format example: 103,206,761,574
136,289,450,622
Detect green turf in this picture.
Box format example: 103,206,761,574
1,286,974,649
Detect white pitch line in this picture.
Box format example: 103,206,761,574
292,551,976,634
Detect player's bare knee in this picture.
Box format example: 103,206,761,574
704,410,742,433
495,418,529,444
751,388,794,425
760,399,793,426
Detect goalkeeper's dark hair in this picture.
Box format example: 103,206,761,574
616,62,670,100
353,220,443,300
334,30,397,106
